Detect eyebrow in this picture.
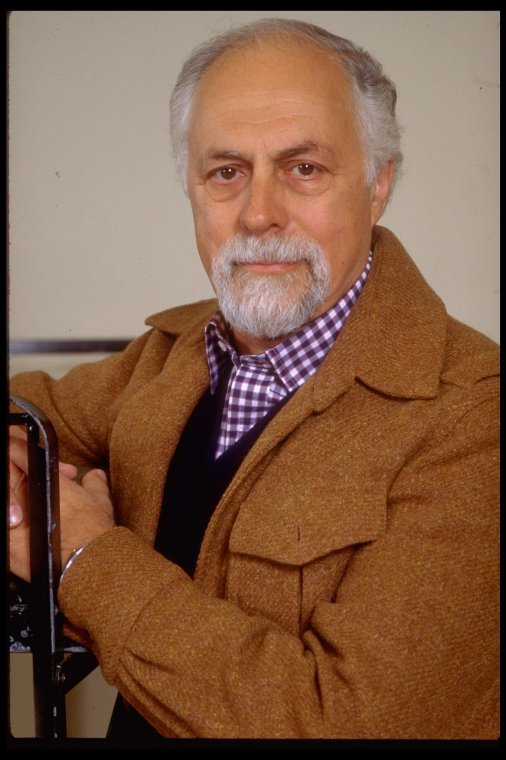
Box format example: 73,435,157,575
273,142,324,161
198,141,332,173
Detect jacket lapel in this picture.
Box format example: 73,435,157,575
119,226,448,578
110,312,211,543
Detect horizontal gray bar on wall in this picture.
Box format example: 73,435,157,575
9,340,132,354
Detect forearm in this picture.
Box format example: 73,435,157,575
58,527,327,739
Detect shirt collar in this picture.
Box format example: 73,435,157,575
205,252,372,394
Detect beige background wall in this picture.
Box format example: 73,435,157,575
8,10,500,347
7,9,500,740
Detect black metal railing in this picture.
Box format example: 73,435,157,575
9,396,99,739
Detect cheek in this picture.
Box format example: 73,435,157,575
191,217,213,277
191,193,238,244
299,191,373,285
295,198,345,248
305,186,372,243
191,202,237,278
190,200,217,271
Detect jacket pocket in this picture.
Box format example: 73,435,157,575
225,483,387,635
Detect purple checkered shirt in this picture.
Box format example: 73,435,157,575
205,253,372,459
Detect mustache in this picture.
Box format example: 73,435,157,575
216,235,322,267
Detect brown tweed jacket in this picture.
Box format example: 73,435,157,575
10,226,499,739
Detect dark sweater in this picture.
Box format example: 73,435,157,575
108,373,293,743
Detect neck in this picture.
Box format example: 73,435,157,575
231,328,284,356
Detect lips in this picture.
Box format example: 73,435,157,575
238,261,300,274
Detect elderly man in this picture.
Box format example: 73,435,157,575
9,18,499,741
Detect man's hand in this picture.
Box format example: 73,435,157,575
57,468,116,570
8,433,116,581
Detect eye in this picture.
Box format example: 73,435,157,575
290,162,320,179
212,166,242,183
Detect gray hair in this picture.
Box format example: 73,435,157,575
169,17,403,195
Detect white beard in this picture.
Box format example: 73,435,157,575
210,235,331,341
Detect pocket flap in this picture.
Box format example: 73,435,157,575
229,482,386,566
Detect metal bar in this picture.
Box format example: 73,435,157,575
11,396,67,738
9,396,97,739
56,652,99,695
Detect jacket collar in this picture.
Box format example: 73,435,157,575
147,226,447,410
310,225,448,412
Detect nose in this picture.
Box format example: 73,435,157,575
239,171,289,236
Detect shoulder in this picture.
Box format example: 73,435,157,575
371,226,499,393
441,317,499,390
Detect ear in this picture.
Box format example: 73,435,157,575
370,160,395,226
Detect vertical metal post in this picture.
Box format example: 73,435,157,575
9,396,66,738
9,396,98,740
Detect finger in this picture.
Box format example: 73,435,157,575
10,425,27,441
9,503,23,528
11,438,76,477
9,435,29,474
57,469,115,555
59,461,78,479
58,468,112,509
8,462,28,520
80,469,110,499
87,468,108,483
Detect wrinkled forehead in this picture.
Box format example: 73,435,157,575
188,37,358,144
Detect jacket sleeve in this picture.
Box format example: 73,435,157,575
9,329,165,467
57,376,500,739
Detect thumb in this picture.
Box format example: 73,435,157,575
87,469,108,482
80,469,110,497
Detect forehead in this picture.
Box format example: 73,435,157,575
188,38,359,155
